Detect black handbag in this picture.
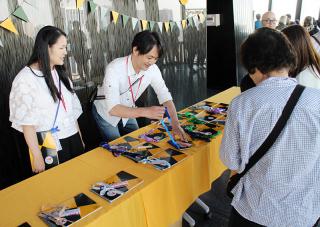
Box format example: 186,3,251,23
226,85,305,198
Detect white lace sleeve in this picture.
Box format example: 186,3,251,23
9,75,40,131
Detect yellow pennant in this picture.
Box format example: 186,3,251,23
111,11,119,24
181,20,187,29
0,18,18,35
76,0,85,9
141,20,148,30
164,22,170,32
198,13,205,23
179,0,189,5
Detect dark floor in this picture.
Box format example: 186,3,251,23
182,170,232,227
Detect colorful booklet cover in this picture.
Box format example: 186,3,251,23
122,142,162,162
38,193,101,226
147,148,188,171
90,171,143,203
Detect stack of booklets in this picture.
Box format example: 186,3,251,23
38,193,101,226
91,171,143,203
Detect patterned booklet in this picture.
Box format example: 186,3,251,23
91,171,143,203
146,148,188,171
38,193,101,226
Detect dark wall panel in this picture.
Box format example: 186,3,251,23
233,0,254,83
207,0,237,90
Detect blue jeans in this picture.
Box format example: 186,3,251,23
92,104,139,142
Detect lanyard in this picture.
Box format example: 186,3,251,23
126,56,144,105
53,70,67,112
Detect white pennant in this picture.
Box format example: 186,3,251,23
193,15,200,30
131,17,139,30
176,21,182,32
157,22,163,33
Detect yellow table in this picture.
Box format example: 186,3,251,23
0,87,240,227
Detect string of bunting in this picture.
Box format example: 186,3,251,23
0,0,205,37
0,0,30,35
109,10,206,33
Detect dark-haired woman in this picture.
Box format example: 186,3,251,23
282,25,320,88
92,30,187,142
9,26,84,173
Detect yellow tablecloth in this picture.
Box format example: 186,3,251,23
0,87,240,227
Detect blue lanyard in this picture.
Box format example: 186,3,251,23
161,108,180,148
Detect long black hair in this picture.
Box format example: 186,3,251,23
27,25,73,102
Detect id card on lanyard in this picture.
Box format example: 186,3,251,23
51,70,66,152
126,56,144,107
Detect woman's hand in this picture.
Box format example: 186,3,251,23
32,153,45,173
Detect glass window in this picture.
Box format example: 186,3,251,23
300,0,320,23
158,0,182,21
136,0,146,19
252,0,269,18
271,0,297,21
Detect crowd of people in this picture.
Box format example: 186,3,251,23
222,10,320,227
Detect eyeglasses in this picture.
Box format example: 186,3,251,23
262,19,277,24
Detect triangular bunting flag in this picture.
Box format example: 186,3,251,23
181,20,187,29
76,0,85,9
0,18,18,35
141,19,148,30
198,13,205,23
149,21,155,31
13,6,28,22
179,0,189,5
170,21,176,32
164,22,170,32
122,15,129,27
176,21,182,31
88,1,97,13
193,15,200,30
131,17,139,30
111,11,119,24
187,17,194,27
0,38,3,47
157,22,163,33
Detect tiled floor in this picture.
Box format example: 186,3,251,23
182,170,232,227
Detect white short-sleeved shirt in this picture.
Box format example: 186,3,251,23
311,31,320,55
9,66,83,139
296,65,320,89
94,55,172,127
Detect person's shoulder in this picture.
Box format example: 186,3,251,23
106,56,126,70
13,66,37,83
147,63,161,75
301,86,320,102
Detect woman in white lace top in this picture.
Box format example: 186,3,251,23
9,26,84,173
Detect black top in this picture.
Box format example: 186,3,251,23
240,74,256,92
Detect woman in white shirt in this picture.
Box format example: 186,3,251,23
9,26,84,173
282,25,320,88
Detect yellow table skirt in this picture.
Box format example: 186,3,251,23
0,87,240,227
